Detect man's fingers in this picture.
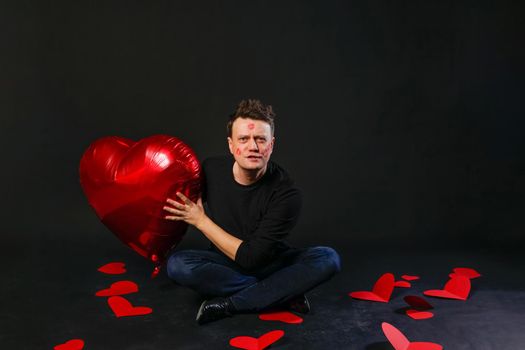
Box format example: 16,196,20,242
164,215,181,221
163,206,185,216
166,198,185,209
176,192,193,205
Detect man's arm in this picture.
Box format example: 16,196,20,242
234,186,302,270
164,192,242,260
165,186,302,271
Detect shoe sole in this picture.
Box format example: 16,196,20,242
303,296,311,314
196,300,207,323
290,295,311,314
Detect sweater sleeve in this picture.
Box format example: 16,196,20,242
234,186,302,271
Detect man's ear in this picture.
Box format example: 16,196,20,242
227,137,233,154
265,136,275,157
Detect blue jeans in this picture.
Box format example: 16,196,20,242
166,246,341,312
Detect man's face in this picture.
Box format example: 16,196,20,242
228,118,275,171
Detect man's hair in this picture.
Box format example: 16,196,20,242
227,99,275,137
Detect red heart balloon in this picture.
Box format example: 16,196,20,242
80,135,202,275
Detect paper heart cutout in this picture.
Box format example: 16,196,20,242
54,339,84,350
96,280,139,296
382,322,443,350
402,275,420,281
259,311,303,324
404,296,434,320
449,267,481,279
107,296,153,317
423,275,471,300
349,273,395,302
404,296,433,310
80,135,202,272
98,262,126,274
229,330,285,350
406,309,434,320
395,280,411,288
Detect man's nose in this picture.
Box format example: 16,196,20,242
248,138,259,150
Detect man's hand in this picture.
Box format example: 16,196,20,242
164,192,206,228
164,192,242,261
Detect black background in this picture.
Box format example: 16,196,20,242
2,1,525,349
2,0,523,250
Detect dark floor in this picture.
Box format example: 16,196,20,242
3,231,525,350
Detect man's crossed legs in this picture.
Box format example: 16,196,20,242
167,246,341,324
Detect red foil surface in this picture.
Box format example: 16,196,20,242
80,135,202,275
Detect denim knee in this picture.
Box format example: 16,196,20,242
166,251,194,285
307,246,342,277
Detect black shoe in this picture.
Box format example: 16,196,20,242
196,297,234,325
287,294,310,314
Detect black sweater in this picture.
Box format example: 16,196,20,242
202,155,302,271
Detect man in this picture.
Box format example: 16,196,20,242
163,99,341,325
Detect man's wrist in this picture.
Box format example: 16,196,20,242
195,214,209,231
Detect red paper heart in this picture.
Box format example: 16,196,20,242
402,275,420,281
349,273,395,302
97,262,126,274
382,322,443,350
107,296,153,317
406,309,434,320
404,296,434,320
395,280,411,288
404,296,433,310
259,311,303,324
229,330,285,350
54,339,84,350
96,280,139,296
80,135,202,272
450,267,481,279
423,275,471,300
